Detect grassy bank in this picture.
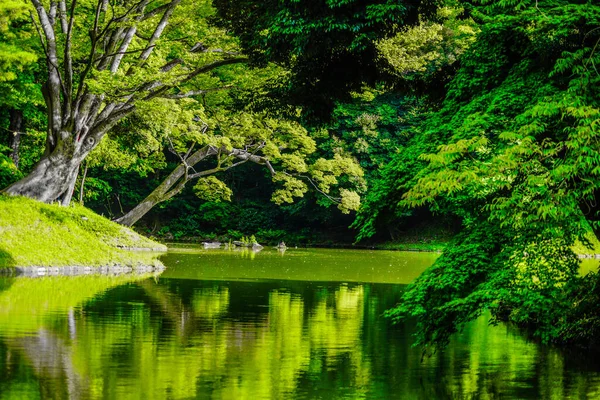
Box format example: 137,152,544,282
0,195,166,268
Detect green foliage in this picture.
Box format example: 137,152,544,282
87,69,365,221
0,0,37,82
387,220,580,350
378,6,478,79
1,0,405,244
213,0,440,117
237,235,257,246
358,0,600,349
196,201,233,228
194,176,233,202
80,177,112,203
324,91,421,176
255,228,287,244
351,104,434,242
0,0,44,178
0,146,21,188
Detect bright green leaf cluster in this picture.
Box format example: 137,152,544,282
193,176,233,203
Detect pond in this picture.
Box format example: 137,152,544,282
1,247,600,399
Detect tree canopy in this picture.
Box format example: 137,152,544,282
213,0,440,117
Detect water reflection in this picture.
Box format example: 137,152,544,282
1,260,600,398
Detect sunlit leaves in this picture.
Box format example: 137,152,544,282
0,0,36,82
0,149,21,188
213,0,440,116
378,6,478,78
193,176,233,202
339,188,361,214
271,173,308,205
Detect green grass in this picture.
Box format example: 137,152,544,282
0,195,166,267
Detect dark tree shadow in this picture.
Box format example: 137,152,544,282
0,276,14,294
0,247,15,268
39,207,70,223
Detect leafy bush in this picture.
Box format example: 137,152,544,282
0,149,21,189
255,229,287,245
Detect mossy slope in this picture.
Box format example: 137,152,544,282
0,195,166,267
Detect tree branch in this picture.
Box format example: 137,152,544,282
186,146,275,180
58,1,68,33
140,1,172,21
86,104,136,147
30,12,48,54
162,166,189,200
187,166,225,180
74,0,104,106
63,0,77,120
48,1,57,27
133,57,248,101
160,57,183,72
180,57,248,84
110,0,151,73
95,0,149,71
291,173,342,203
163,85,233,99
132,0,181,72
31,0,63,136
96,45,152,63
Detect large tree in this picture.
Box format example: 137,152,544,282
2,0,246,204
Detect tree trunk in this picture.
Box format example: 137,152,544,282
17,0,247,205
115,146,217,226
8,109,22,168
7,330,90,399
79,163,88,204
115,197,163,227
114,164,188,226
60,166,79,206
3,148,82,203
114,145,273,227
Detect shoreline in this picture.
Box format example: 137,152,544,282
165,240,448,253
0,263,165,277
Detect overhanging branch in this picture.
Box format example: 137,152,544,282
181,57,248,83
163,85,233,99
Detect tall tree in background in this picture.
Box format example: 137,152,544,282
0,0,40,171
2,0,246,204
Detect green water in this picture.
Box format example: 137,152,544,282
1,248,600,399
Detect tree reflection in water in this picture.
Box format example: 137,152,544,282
1,275,600,399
